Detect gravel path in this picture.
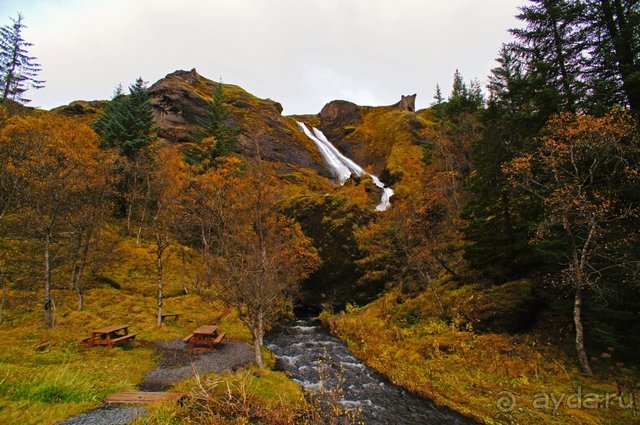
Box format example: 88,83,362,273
59,339,254,424
138,339,255,391
58,406,146,425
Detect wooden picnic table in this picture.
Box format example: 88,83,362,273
82,324,138,348
183,325,226,351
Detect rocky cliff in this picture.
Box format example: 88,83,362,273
149,69,328,175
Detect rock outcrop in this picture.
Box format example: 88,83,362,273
393,94,416,111
148,69,327,175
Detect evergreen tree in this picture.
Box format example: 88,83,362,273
462,46,547,279
185,81,239,170
93,77,155,158
510,0,586,112
0,13,44,104
583,0,640,112
432,83,444,105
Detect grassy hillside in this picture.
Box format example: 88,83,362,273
324,284,639,424
0,231,250,425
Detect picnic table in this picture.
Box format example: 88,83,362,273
183,325,226,351
81,324,138,348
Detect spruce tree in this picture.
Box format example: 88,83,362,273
462,45,546,279
583,0,640,112
185,81,239,170
0,13,44,104
93,77,155,158
510,0,585,112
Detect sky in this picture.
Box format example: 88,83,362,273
0,0,521,114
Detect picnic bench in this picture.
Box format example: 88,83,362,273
160,313,181,322
183,325,225,351
81,324,138,348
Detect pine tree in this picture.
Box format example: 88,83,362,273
0,13,44,104
462,45,546,279
432,84,444,105
185,81,239,170
583,0,640,112
510,0,586,112
93,77,155,158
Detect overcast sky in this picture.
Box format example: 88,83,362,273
0,0,521,114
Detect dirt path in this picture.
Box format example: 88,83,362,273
59,339,254,424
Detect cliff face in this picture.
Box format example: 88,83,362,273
148,69,328,175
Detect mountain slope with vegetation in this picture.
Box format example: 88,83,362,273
1,1,639,423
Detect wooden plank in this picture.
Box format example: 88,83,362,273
192,325,218,335
105,391,185,404
182,333,194,343
110,333,138,345
212,331,226,345
92,324,130,334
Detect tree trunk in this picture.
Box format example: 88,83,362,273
126,202,133,233
156,248,163,328
77,287,84,311
44,231,53,327
0,276,6,325
574,287,593,375
70,230,83,290
181,246,188,295
252,323,264,368
257,311,264,347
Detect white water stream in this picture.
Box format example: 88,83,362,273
297,121,394,211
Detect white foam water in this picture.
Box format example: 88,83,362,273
297,121,394,211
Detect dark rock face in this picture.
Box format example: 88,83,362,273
318,100,361,143
147,69,327,175
394,94,416,111
148,69,212,142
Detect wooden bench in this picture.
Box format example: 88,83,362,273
105,391,186,404
110,333,138,347
161,313,181,322
212,331,226,346
182,333,194,343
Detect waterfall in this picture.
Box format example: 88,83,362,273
297,121,394,211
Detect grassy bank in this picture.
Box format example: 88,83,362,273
324,289,639,424
136,367,309,424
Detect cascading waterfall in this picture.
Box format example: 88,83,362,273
297,121,394,211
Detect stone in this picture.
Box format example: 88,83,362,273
393,94,416,111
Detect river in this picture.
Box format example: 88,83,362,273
265,318,476,424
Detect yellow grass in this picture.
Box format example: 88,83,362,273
325,289,639,425
0,233,250,424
